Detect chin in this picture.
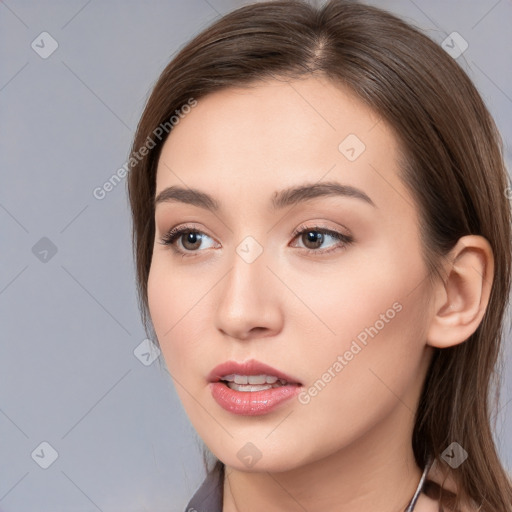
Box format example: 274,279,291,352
214,445,310,474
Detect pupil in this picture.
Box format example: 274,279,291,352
305,231,322,248
184,232,200,249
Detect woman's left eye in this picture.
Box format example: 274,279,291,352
158,224,353,257
290,226,353,254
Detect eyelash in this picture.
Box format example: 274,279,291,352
158,223,354,258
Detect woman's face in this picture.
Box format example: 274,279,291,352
148,75,435,472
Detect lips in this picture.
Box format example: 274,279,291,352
207,359,302,386
208,359,303,416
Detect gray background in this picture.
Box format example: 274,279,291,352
1,1,511,511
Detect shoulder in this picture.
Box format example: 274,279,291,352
183,467,223,512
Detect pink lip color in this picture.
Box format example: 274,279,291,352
207,359,302,416
210,381,301,416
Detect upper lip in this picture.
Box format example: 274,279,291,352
208,359,302,385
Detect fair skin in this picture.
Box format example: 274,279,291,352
147,74,493,512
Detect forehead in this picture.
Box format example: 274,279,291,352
155,75,412,216
160,75,385,162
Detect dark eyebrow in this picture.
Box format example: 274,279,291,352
271,181,375,209
154,186,220,211
154,181,375,211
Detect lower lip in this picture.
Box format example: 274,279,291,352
209,381,302,416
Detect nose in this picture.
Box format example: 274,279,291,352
214,249,284,341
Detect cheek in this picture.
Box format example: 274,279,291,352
291,238,429,390
301,290,427,431
147,260,192,372
147,257,217,381
286,268,429,463
292,244,423,340
147,261,172,340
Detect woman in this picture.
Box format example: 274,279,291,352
127,1,512,510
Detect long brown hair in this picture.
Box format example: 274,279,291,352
127,1,512,510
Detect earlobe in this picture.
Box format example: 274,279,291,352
426,235,494,349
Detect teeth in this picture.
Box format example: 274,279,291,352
222,374,285,385
227,382,280,392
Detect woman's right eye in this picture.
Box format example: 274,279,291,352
159,226,218,256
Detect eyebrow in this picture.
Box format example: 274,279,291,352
154,181,376,211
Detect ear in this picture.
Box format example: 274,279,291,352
426,235,494,349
